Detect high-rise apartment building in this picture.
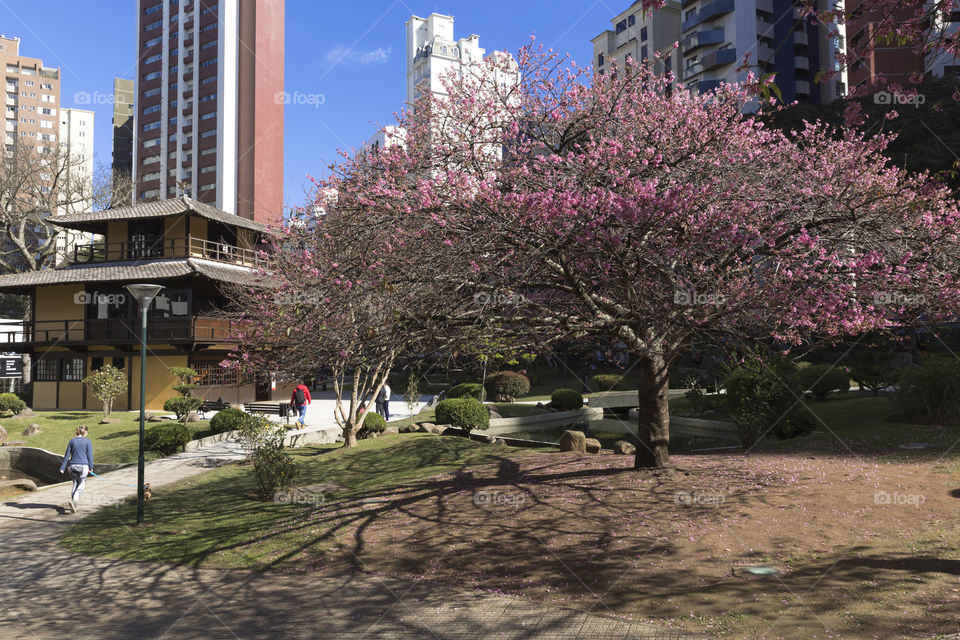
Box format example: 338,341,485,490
112,77,134,193
1,35,60,156
406,13,517,105
845,0,923,89
56,108,94,256
133,0,284,223
678,0,844,108
592,1,683,85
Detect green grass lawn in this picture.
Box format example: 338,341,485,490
4,411,213,464
60,434,527,567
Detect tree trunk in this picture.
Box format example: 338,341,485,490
343,424,358,448
634,353,672,469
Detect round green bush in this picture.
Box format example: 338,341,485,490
0,392,26,415
357,411,387,438
143,423,192,455
209,408,248,435
796,364,850,400
446,382,485,401
435,397,490,431
484,371,531,402
896,356,960,424
551,388,584,411
591,374,623,391
163,396,203,421
725,364,815,444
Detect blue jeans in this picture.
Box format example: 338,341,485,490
296,403,307,424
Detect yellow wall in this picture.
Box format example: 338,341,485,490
35,285,84,340
190,215,208,242
36,285,83,322
164,216,187,256
33,381,58,410
84,353,130,412
131,349,187,411
59,382,83,409
106,220,126,259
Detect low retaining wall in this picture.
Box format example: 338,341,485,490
184,426,344,451
589,413,739,443
0,447,131,484
486,407,603,436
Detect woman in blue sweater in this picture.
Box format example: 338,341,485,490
59,425,94,513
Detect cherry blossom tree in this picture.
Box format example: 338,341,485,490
391,45,960,469
222,145,484,447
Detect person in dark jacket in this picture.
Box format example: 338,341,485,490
290,380,312,429
60,425,93,513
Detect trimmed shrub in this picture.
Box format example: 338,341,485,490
896,356,960,425
795,364,851,400
725,364,815,445
846,352,898,396
591,374,623,391
143,423,192,455
484,371,531,402
447,382,485,401
0,392,26,415
358,411,387,439
164,396,203,422
551,388,584,411
209,408,248,435
435,398,490,431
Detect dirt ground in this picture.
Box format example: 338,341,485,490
273,448,960,639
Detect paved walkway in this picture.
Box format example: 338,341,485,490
0,422,704,639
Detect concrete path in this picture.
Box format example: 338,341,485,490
0,429,705,640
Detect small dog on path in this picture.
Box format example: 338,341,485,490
143,483,152,502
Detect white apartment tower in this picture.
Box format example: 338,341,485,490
406,13,515,105
592,1,683,84
60,108,94,214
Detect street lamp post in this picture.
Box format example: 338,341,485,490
124,283,165,525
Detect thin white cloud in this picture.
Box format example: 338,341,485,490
323,45,391,68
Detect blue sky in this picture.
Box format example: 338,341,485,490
0,1,619,211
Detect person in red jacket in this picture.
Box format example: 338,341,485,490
290,380,312,429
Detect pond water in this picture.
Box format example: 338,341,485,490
0,468,46,497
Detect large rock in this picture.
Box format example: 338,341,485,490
418,422,447,434
382,425,399,435
487,408,502,420
559,430,587,453
0,425,6,443
613,440,636,455
0,478,36,491
398,423,419,434
584,438,602,454
185,411,201,423
22,423,41,436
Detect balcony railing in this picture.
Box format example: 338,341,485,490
681,0,735,32
682,28,725,53
68,235,266,268
0,316,240,346
701,48,737,72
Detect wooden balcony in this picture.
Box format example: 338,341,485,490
0,316,240,347
68,235,266,268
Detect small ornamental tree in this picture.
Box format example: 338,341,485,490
165,366,201,423
82,364,128,416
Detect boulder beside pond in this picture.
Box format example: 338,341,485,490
559,430,587,453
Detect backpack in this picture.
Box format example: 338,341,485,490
294,387,306,405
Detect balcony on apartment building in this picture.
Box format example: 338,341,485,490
683,27,724,53
687,47,737,78
67,236,265,269
794,30,809,47
796,80,811,96
696,78,725,93
681,0,734,32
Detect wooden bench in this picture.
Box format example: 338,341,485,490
244,402,291,424
198,400,231,418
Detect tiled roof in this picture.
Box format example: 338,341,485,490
51,197,274,233
0,258,267,291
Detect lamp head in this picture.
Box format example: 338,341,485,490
124,283,165,308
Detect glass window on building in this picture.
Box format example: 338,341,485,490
628,15,636,27
616,20,627,34
35,358,58,381
641,26,647,41
63,358,85,381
